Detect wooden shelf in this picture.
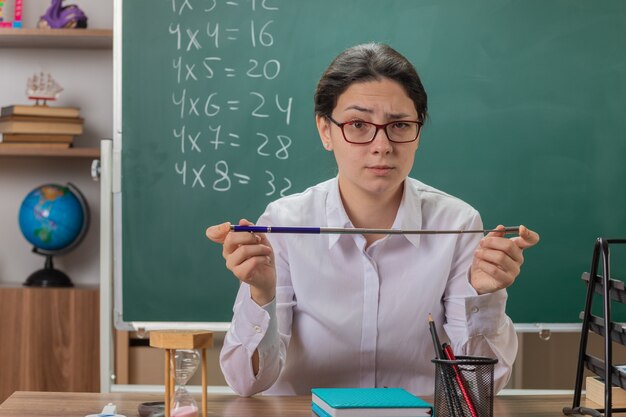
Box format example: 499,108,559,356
0,28,112,49
0,146,100,158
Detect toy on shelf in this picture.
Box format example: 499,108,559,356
27,72,63,105
0,0,23,28
38,0,87,29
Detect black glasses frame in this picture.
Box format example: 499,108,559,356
326,115,422,144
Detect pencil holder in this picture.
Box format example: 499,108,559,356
432,356,498,417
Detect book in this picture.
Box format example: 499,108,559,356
1,104,81,118
0,142,71,149
0,133,74,144
311,388,433,417
0,115,83,124
585,376,626,408
0,117,83,135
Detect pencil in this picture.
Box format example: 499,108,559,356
444,343,478,417
428,313,445,359
230,225,519,235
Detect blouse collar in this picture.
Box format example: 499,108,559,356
325,177,422,249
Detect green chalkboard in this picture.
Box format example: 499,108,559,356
119,0,626,326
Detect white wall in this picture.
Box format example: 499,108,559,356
0,0,113,286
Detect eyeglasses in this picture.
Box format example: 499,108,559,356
326,115,422,144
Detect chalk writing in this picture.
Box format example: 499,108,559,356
167,0,293,197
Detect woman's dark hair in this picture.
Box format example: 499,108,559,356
314,43,428,122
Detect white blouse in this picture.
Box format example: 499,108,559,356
219,177,517,396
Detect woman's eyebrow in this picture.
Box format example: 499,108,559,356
386,112,412,119
342,106,413,120
343,105,372,113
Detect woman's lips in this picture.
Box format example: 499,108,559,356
367,165,394,175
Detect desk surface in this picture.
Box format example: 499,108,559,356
0,391,582,417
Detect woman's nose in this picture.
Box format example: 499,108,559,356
371,127,392,153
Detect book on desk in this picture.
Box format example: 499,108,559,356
311,387,433,417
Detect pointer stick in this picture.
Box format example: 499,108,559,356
230,225,519,235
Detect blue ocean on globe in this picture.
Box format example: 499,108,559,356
18,184,85,252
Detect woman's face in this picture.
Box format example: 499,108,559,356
316,78,420,201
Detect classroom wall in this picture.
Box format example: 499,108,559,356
0,0,113,287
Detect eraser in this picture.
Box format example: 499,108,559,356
85,402,126,417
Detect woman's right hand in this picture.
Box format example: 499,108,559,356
205,219,276,306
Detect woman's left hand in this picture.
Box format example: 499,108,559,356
470,225,540,295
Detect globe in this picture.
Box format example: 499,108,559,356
18,183,89,287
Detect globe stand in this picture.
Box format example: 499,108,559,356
23,254,73,287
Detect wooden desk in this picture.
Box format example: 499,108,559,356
0,391,577,416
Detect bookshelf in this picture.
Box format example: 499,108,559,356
0,2,111,401
0,28,113,49
563,238,626,417
0,28,110,158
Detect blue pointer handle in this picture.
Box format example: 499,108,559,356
230,225,321,234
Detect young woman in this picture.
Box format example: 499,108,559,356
206,43,539,396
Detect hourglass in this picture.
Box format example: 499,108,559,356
172,349,200,417
150,331,214,417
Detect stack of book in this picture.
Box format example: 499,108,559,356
0,104,83,150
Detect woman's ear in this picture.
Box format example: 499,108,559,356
316,115,333,151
